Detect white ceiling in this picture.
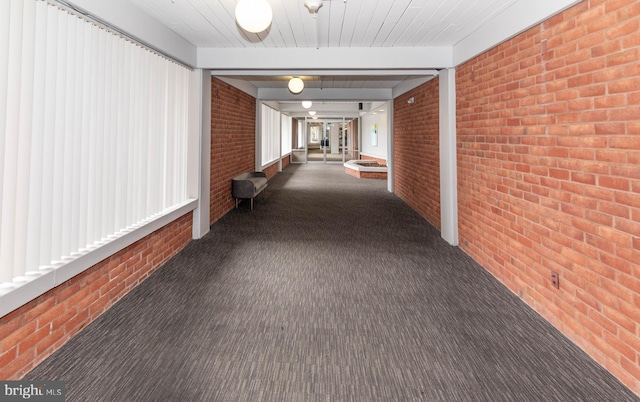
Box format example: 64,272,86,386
129,0,521,49
120,0,580,116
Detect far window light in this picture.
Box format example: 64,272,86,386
261,104,281,166
281,115,292,157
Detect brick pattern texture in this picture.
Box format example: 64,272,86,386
0,212,193,380
394,78,442,230
263,162,280,179
360,155,387,165
210,78,257,224
344,168,387,180
457,0,640,392
282,155,291,170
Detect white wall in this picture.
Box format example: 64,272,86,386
360,112,388,160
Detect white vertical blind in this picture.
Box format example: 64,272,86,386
1,0,24,281
15,0,35,279
0,0,9,280
261,104,280,166
0,0,191,298
281,115,292,157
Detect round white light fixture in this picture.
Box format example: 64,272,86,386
312,116,318,119
308,111,316,115
235,0,273,33
301,101,313,109
288,77,304,94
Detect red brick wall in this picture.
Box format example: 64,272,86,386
263,162,279,179
210,78,257,224
0,213,193,380
282,155,290,170
345,168,387,180
263,155,291,179
394,79,441,230
361,155,387,165
457,0,640,392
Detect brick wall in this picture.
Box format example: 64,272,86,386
345,168,387,180
394,78,441,230
457,0,640,392
282,155,291,170
0,212,193,379
210,78,257,224
263,162,280,179
360,155,387,165
264,154,293,176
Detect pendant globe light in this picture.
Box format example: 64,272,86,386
288,77,304,94
235,0,273,33
301,101,312,109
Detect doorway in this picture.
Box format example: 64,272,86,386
305,119,358,164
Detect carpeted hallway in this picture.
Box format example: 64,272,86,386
26,164,639,401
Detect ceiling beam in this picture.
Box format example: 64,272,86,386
212,69,440,77
279,103,364,113
215,76,258,98
257,88,392,101
66,0,197,66
392,76,437,98
198,47,452,70
287,112,363,119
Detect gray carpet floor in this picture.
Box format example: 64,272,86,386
26,164,639,401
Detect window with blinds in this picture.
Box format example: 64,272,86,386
261,104,281,167
0,0,194,315
281,114,292,157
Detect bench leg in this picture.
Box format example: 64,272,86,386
235,198,239,209
251,198,254,210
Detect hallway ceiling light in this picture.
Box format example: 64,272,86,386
302,101,312,109
288,77,304,94
235,0,273,33
304,0,323,14
308,111,316,115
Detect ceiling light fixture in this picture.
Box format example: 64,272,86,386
304,0,323,14
308,111,316,115
288,77,304,94
235,0,273,33
302,101,313,109
305,0,323,48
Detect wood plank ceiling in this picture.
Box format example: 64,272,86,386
129,0,521,49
